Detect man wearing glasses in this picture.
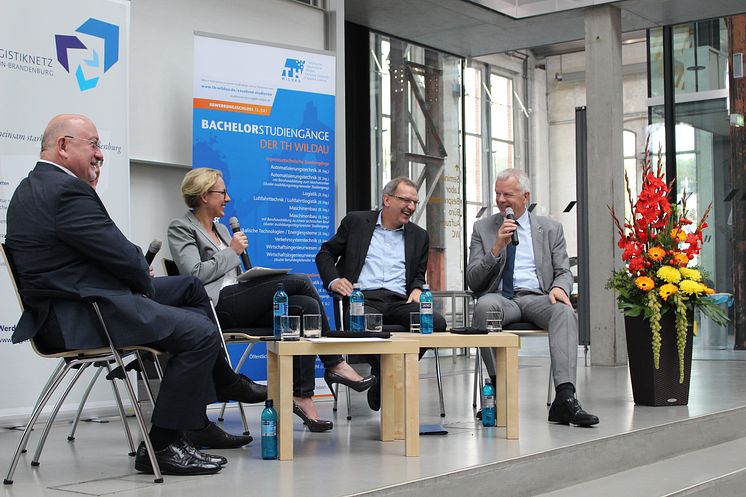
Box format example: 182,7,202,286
316,176,446,410
6,114,260,476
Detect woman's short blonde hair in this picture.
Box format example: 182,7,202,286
181,168,223,209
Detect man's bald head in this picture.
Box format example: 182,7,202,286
39,114,103,182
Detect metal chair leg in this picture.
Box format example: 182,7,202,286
134,352,157,407
547,367,554,407
218,342,253,427
92,303,163,483
104,364,136,456
344,382,352,421
19,360,68,455
4,362,75,484
434,349,446,417
32,364,90,465
472,352,480,408
68,366,104,441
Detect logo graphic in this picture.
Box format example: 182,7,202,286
55,18,119,91
281,58,305,82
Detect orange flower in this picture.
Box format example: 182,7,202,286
704,286,715,295
635,276,654,291
671,252,689,266
647,246,665,261
671,228,686,242
659,283,678,301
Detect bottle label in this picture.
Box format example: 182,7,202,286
483,395,495,408
262,420,276,437
420,301,432,311
273,303,287,316
350,302,364,316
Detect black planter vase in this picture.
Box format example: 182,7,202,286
624,311,694,406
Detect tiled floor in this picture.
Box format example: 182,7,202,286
2,337,745,497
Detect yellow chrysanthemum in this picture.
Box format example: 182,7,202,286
672,252,689,266
635,276,655,291
656,265,682,284
659,283,678,301
679,267,701,281
679,279,704,295
647,247,665,262
671,228,686,242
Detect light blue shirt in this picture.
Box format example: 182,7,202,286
512,210,541,292
357,212,407,296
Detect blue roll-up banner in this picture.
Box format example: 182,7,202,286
193,34,335,390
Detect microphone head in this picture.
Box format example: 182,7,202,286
228,216,241,231
504,207,515,219
148,239,162,253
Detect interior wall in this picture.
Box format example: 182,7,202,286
543,41,648,259
127,0,327,267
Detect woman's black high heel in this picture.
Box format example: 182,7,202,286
324,371,378,401
293,403,333,432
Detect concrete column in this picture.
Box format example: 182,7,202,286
584,5,626,366
327,0,346,224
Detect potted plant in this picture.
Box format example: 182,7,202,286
606,148,728,406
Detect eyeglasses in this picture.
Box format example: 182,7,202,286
93,160,104,169
207,190,227,199
391,195,420,207
64,135,102,150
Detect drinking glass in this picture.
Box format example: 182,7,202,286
486,310,503,332
302,314,322,338
281,315,301,340
365,313,383,332
409,312,420,333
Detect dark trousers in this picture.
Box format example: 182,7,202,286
146,276,224,431
216,273,343,397
355,289,447,375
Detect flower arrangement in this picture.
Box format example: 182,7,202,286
606,147,728,383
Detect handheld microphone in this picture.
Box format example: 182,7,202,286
145,239,162,265
228,216,252,270
504,207,519,246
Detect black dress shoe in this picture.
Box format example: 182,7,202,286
293,403,333,432
134,440,222,475
367,384,381,412
475,409,482,420
548,398,599,427
216,374,267,404
184,422,252,450
324,370,377,398
179,440,228,466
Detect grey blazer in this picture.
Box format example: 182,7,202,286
167,211,241,303
466,212,573,299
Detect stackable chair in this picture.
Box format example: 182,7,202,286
2,243,165,484
162,258,270,434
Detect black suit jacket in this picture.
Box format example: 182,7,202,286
6,162,180,349
315,210,429,295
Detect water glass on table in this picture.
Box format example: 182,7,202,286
409,312,420,333
486,310,503,332
281,315,301,340
302,314,321,338
365,313,383,332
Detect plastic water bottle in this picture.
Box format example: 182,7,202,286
273,283,288,338
419,284,433,334
349,283,365,332
481,379,496,427
261,399,278,460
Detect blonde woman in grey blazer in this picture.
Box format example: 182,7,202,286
168,168,376,432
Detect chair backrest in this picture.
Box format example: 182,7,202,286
162,258,180,276
2,243,26,311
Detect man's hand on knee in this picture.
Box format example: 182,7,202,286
549,287,571,306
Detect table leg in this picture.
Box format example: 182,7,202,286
380,354,395,441
392,354,405,440
277,355,294,460
495,347,507,427
404,352,419,456
505,346,519,439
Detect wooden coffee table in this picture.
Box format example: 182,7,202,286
265,337,421,460
390,331,520,439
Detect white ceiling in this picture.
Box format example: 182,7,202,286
344,0,746,56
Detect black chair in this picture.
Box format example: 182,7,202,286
1,243,165,484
